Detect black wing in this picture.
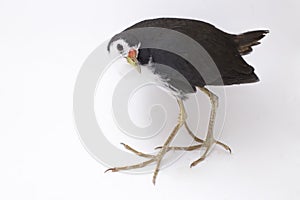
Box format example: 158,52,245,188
124,18,267,86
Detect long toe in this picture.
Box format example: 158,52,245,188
104,158,156,173
120,142,154,158
216,140,232,153
155,144,203,152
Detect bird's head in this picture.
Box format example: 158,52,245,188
108,38,141,73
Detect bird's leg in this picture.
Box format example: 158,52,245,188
189,87,231,168
105,99,187,185
154,122,204,151
155,115,230,153
184,122,204,143
185,121,230,152
152,99,186,184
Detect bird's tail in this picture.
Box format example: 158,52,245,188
234,30,269,55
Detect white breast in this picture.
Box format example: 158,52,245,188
140,63,188,100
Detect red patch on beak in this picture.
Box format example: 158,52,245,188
128,49,137,58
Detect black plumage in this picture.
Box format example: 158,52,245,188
108,18,268,97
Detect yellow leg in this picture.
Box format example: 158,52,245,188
185,121,231,152
189,87,231,168
105,99,187,185
155,103,231,154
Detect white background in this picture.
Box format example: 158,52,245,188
1,0,300,199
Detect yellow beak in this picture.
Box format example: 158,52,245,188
126,57,141,73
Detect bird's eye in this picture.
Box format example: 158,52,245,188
117,44,123,51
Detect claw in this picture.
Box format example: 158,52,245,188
190,157,205,168
154,146,162,150
120,142,126,146
104,168,117,173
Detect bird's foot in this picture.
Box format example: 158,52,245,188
105,99,187,185
189,138,231,168
105,143,169,185
184,122,230,152
154,138,231,168
154,139,230,153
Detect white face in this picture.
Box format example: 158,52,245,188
109,39,140,57
109,39,142,73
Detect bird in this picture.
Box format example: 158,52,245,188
105,17,268,184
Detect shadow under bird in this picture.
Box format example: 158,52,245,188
105,17,268,184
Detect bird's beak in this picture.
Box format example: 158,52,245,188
126,56,141,73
